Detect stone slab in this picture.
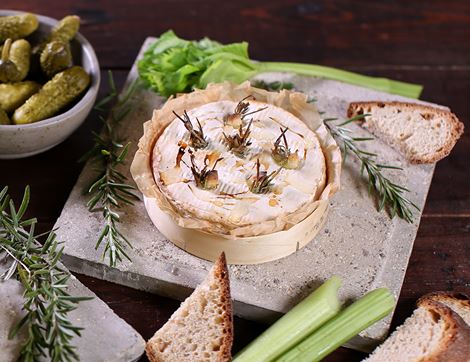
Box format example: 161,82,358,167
0,261,145,362
56,37,439,352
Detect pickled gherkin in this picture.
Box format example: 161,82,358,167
40,41,72,78
0,81,40,113
35,15,80,54
49,15,80,43
0,13,38,42
0,108,10,125
0,38,31,82
13,66,90,124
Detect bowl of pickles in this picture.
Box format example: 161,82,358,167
0,10,100,159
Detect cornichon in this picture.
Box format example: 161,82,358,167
0,13,38,41
0,81,41,113
13,66,90,124
35,15,80,54
0,108,10,125
0,38,31,82
49,15,80,43
40,40,72,78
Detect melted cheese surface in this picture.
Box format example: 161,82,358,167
152,100,326,227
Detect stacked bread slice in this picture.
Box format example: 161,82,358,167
364,292,470,361
146,253,233,362
347,101,464,164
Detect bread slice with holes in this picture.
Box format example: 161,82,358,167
347,101,464,164
145,253,233,362
364,296,470,362
421,291,470,326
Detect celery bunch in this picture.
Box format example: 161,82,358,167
276,288,395,362
233,278,395,362
234,276,342,362
138,30,422,98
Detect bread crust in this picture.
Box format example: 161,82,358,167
145,252,233,362
347,101,464,164
214,252,234,362
420,291,470,329
416,298,470,362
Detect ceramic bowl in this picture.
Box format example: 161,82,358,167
0,10,100,159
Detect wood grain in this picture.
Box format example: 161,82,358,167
5,0,470,69
1,1,469,361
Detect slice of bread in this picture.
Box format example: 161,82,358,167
347,101,464,164
421,292,470,326
364,297,470,362
146,253,233,362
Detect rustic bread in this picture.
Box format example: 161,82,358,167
146,253,233,362
364,297,470,362
347,101,464,164
421,291,470,326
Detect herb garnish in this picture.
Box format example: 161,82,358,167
224,96,267,128
252,80,294,91
81,71,139,267
183,149,222,190
224,119,253,157
173,110,208,149
324,115,420,223
272,127,302,169
0,186,92,362
248,159,281,194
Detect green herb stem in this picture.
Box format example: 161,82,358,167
0,186,92,362
324,116,420,223
83,71,139,267
256,62,422,99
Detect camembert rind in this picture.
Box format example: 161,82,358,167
131,81,341,263
152,100,326,235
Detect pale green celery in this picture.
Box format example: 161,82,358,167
276,288,395,362
233,276,342,362
139,31,424,98
256,62,423,99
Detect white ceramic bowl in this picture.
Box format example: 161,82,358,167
0,10,100,159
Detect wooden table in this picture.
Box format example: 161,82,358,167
1,1,469,361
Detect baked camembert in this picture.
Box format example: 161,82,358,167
153,98,326,233
131,82,341,263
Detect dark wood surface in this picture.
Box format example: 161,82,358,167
1,1,469,361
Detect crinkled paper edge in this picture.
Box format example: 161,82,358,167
130,81,341,237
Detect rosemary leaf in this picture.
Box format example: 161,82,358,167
324,115,419,223
0,186,92,362
82,72,139,267
252,80,294,91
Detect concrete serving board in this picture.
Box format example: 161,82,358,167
55,37,440,352
0,261,145,362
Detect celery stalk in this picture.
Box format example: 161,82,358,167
139,31,424,99
275,288,395,362
233,276,342,362
257,62,423,99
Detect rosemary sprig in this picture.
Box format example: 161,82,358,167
224,96,267,128
183,149,222,190
82,71,139,267
224,119,253,157
0,186,92,362
252,80,294,91
324,115,420,223
173,110,208,149
271,127,302,169
248,159,281,194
